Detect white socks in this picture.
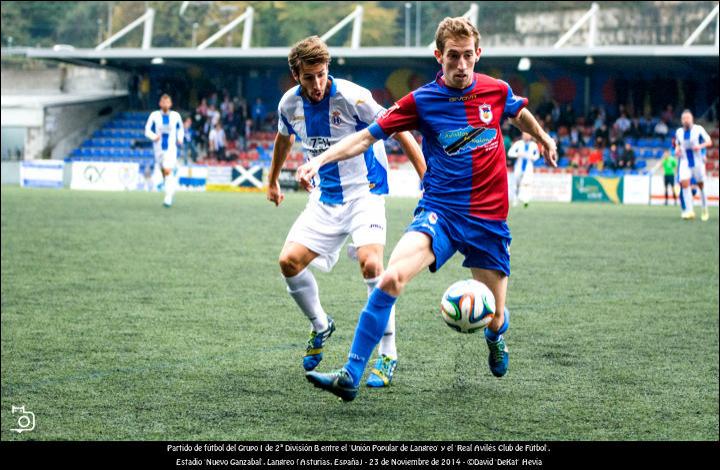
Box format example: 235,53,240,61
365,275,397,359
164,174,176,205
285,268,328,332
682,186,694,214
700,188,707,209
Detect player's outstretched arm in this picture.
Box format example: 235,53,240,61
295,128,377,190
267,132,295,206
510,109,557,167
395,131,426,179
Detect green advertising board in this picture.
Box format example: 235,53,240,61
571,176,624,203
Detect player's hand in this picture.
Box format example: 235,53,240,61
541,137,558,168
154,136,161,142
675,147,682,157
295,159,320,192
266,181,285,206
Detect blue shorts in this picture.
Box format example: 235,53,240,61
406,205,512,277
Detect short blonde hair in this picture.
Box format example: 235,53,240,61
288,36,331,77
435,17,481,53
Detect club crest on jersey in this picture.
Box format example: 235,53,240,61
479,104,493,124
428,212,438,224
331,111,342,126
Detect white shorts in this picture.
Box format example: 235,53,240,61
286,192,387,272
678,158,706,183
513,160,534,185
157,149,178,171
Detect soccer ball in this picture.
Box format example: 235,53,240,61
440,279,495,333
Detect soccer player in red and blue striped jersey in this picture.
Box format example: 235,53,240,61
297,17,557,401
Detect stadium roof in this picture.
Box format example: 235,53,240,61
4,45,718,71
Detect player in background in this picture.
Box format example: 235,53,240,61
508,132,540,208
297,18,557,401
267,36,425,388
145,94,184,208
674,110,712,221
662,151,678,206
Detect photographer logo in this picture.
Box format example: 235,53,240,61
11,405,35,433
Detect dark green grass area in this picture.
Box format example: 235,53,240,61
1,186,718,440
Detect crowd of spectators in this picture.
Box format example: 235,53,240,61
526,99,693,172
179,90,278,164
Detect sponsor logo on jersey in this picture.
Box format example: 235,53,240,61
438,125,497,156
479,104,493,124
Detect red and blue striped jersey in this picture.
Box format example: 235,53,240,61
368,72,527,220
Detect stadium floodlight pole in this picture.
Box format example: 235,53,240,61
415,1,421,47
197,6,254,50
553,2,599,49
96,8,155,50
320,5,364,49
683,3,719,47
405,3,411,48
426,3,477,48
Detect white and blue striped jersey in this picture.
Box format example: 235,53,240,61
277,76,389,204
145,110,184,158
675,124,711,169
508,140,539,174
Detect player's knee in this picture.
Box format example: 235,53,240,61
359,255,382,279
278,252,302,277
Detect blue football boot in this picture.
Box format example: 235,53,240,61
485,308,510,377
302,316,335,371
366,355,397,388
305,368,358,402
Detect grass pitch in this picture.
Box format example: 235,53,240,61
1,186,718,440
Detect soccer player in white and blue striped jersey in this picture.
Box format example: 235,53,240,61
675,110,712,221
267,36,425,388
145,94,184,207
508,132,540,208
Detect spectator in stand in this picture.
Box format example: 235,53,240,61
183,117,198,164
661,104,675,127
245,119,253,149
559,103,576,129
614,112,631,137
619,142,636,170
639,111,656,137
654,119,669,139
588,138,604,170
550,100,561,128
252,98,267,132
221,95,232,120
603,143,620,170
627,117,642,139
595,123,610,148
196,97,208,118
208,120,227,161
208,92,219,108
569,126,582,148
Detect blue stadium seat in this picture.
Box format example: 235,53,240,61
654,149,664,158
642,149,654,159
635,160,647,170
589,168,600,176
558,157,570,168
601,169,615,177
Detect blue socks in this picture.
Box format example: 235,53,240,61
485,307,510,342
344,288,397,386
